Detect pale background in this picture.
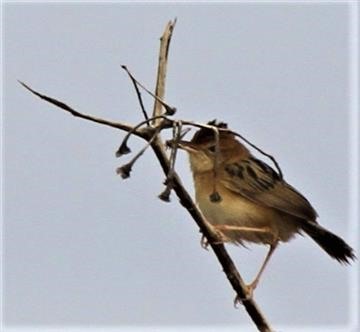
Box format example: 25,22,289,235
3,2,359,331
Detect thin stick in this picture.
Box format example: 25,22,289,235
120,66,150,125
228,130,283,179
158,120,182,201
210,126,222,202
18,80,136,134
121,65,176,117
169,120,182,174
116,128,160,179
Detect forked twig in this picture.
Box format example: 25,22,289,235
121,65,176,117
115,115,168,158
116,128,160,179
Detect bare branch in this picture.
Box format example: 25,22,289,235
18,80,137,135
152,19,177,125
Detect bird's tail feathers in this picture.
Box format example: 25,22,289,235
301,221,355,264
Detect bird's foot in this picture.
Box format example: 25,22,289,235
200,235,210,250
233,281,258,308
200,225,226,250
200,234,224,250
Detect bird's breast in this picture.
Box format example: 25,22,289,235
193,172,266,225
192,172,298,244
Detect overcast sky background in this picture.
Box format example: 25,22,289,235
3,2,359,331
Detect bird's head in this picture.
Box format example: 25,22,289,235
176,121,249,174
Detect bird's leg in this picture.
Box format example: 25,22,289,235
202,224,279,302
214,225,272,234
248,241,278,292
234,241,279,306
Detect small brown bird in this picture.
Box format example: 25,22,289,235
178,121,355,298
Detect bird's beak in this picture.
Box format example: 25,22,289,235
166,139,199,153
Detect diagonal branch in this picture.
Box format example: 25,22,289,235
19,81,273,332
148,20,273,332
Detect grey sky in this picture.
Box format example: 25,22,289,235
3,2,359,331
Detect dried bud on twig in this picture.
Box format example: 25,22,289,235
164,106,177,116
115,142,131,157
116,163,132,179
158,186,172,202
158,177,175,202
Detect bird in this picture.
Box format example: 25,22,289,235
177,120,355,298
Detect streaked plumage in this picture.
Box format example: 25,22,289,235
179,121,355,297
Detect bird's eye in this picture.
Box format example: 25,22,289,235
208,145,216,153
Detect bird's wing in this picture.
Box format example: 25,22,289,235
221,157,318,221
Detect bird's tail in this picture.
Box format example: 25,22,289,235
301,221,355,264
